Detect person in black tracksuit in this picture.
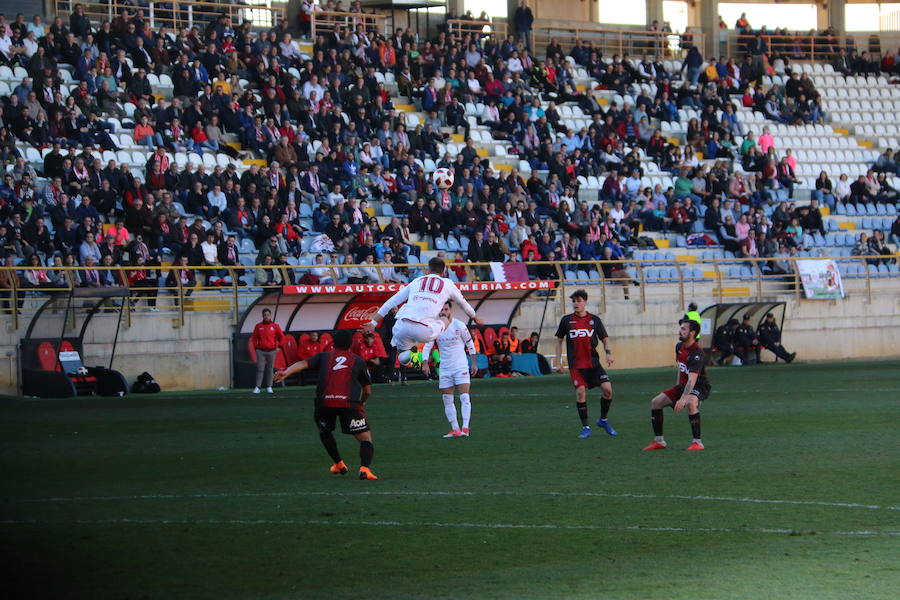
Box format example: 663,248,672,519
734,314,758,365
756,313,796,363
714,319,739,366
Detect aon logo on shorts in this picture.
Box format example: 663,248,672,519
569,328,594,338
349,418,367,429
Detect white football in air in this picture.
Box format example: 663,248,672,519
433,167,454,189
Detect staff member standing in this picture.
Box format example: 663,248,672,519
252,308,284,394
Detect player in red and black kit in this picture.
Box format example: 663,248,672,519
274,329,379,479
642,319,711,452
554,290,617,439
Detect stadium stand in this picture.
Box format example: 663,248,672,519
0,3,897,320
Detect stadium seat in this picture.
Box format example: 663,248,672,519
36,341,58,371
280,334,298,364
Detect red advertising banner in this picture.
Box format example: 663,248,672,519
282,280,558,295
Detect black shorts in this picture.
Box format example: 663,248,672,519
314,405,370,435
662,384,710,404
570,366,610,389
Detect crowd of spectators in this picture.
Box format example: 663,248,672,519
0,4,896,307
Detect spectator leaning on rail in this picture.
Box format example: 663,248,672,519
251,307,284,395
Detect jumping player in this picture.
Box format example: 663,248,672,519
421,301,477,438
273,329,379,479
554,289,617,439
364,257,483,366
642,319,710,452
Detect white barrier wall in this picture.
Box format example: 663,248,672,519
1,288,898,396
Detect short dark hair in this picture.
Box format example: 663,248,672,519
428,256,445,273
688,302,698,311
743,313,752,321
333,329,353,349
687,320,701,336
570,289,588,301
262,308,271,315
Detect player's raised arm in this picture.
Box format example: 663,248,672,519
447,282,483,325
365,284,412,332
273,359,309,383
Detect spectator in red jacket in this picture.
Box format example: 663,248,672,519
298,331,323,360
251,307,284,394
355,332,388,382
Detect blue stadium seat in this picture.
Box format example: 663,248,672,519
886,204,897,215
845,204,857,216
874,204,887,216
381,204,395,217
240,238,256,254
299,203,312,217
860,217,872,229
434,237,449,251
447,237,461,252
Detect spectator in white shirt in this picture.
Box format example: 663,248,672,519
207,184,227,218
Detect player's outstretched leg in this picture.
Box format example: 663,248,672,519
686,411,704,451
596,382,617,436
398,347,414,366
642,394,670,450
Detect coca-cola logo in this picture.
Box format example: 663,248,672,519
343,306,380,321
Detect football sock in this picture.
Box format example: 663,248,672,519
576,402,588,427
319,430,341,463
600,396,612,420
651,409,664,437
359,440,374,468
460,393,471,429
442,394,459,430
689,412,701,441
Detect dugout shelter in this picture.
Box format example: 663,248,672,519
231,280,558,388
19,288,130,398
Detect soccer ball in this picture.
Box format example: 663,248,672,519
432,167,454,190
77,367,89,375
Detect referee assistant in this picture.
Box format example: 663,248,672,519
251,308,284,394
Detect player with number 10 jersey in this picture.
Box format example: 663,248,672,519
365,257,483,365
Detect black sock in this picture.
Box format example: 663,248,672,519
319,430,341,463
359,440,374,468
651,409,664,437
689,412,701,440
576,402,588,426
600,397,611,420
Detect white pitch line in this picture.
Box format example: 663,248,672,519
0,518,897,537
11,490,899,511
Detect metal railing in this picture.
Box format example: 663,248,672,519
310,9,389,40
55,1,287,33
531,22,704,60
723,30,900,64
1,256,896,329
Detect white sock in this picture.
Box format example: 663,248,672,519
655,436,666,443
460,393,471,429
398,350,412,365
692,438,702,444
442,394,459,430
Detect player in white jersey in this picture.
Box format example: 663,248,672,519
364,257,482,366
422,301,477,438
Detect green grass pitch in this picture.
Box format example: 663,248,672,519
1,360,898,599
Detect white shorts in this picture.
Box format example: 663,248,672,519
391,317,446,351
439,369,471,389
